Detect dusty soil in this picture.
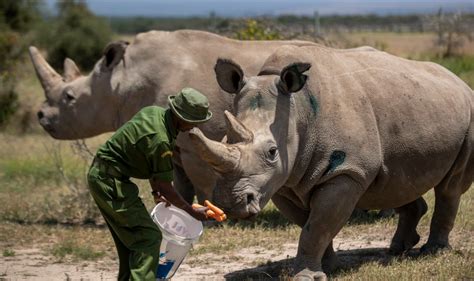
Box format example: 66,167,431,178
0,236,390,280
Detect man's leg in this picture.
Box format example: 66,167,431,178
106,219,131,281
88,165,162,281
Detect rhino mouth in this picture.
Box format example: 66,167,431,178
224,192,261,219
226,207,260,220
38,118,56,134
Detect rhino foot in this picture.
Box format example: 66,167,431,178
420,242,452,255
294,269,327,281
388,232,420,255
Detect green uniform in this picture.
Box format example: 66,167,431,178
87,106,177,281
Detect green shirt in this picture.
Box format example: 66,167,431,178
96,106,178,181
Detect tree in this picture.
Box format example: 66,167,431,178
429,9,474,57
0,0,41,32
40,0,112,70
0,0,41,127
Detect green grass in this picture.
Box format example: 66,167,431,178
50,239,105,261
0,135,90,190
1,158,63,185
0,134,108,224
3,249,15,257
432,56,474,76
431,55,474,88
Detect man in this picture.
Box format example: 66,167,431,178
87,87,211,280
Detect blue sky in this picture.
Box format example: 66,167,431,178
45,0,474,17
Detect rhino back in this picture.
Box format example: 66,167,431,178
114,30,317,141
267,45,473,209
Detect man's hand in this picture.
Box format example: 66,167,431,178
150,178,208,220
152,191,171,206
186,206,208,221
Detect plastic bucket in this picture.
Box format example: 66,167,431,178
151,202,203,280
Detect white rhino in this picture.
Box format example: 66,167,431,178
189,45,473,279
29,30,315,203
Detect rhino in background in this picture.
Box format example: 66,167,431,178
189,45,474,279
29,29,316,203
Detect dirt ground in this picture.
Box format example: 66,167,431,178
0,235,390,280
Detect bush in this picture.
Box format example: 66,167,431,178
426,10,474,57
0,1,40,127
234,19,281,40
39,0,112,71
0,33,19,127
0,77,19,127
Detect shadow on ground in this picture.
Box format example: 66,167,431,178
224,247,421,280
224,208,396,230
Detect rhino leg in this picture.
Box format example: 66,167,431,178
180,150,217,204
421,183,470,254
389,197,428,255
294,175,364,280
272,193,340,272
421,190,461,254
272,191,309,227
173,162,195,204
421,134,473,254
321,241,339,273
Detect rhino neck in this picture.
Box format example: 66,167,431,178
105,59,161,130
284,90,322,188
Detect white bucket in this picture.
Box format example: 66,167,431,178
151,202,203,280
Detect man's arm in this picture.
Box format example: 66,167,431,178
149,177,208,221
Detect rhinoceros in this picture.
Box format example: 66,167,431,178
29,30,315,203
188,45,474,279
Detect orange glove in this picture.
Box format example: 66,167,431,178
192,200,227,222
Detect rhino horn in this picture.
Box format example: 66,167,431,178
63,58,81,82
29,46,62,94
224,110,253,144
188,127,240,174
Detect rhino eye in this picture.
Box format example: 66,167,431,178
64,89,76,102
267,147,278,160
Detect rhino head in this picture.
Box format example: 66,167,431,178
29,41,129,139
189,58,311,219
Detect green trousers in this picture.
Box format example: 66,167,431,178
87,163,162,281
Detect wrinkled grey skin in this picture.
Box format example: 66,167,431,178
29,30,315,203
189,45,474,279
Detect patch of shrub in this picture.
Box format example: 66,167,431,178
234,19,281,40
3,249,15,257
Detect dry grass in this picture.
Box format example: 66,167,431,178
328,31,474,57
334,250,474,280
0,222,115,261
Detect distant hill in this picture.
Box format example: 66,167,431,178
44,0,474,17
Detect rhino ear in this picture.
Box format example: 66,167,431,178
102,40,129,71
279,62,311,94
63,58,81,82
215,58,245,94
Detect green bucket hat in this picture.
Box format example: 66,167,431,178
168,87,212,123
